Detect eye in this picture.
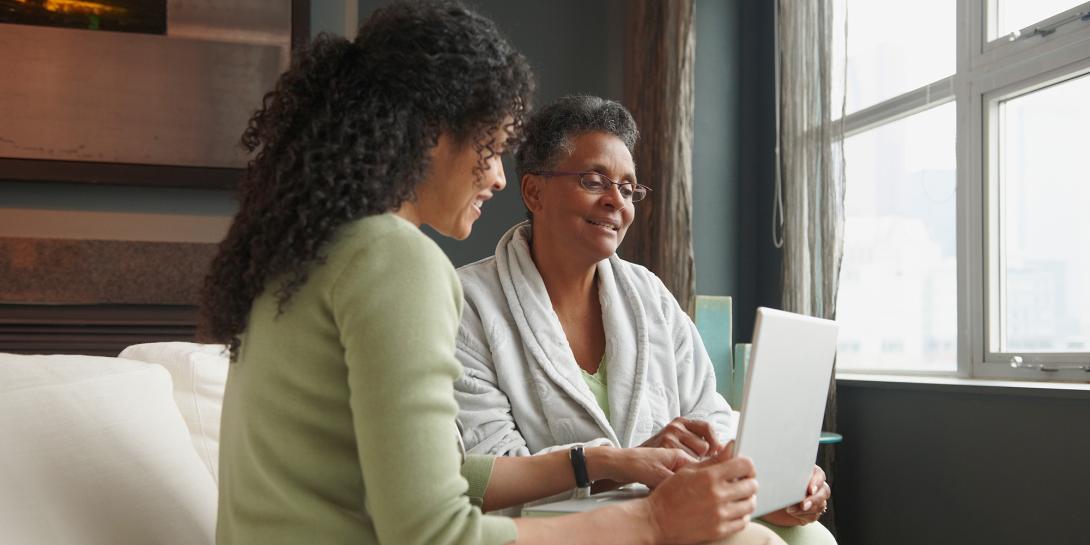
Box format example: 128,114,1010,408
618,184,635,198
581,173,609,191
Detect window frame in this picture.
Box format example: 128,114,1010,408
834,0,1090,381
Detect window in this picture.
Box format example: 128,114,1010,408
990,1,1087,40
836,104,957,372
833,0,1090,380
832,0,955,113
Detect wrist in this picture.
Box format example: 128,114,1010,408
624,498,663,545
584,446,619,482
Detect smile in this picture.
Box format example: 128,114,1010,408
586,218,619,231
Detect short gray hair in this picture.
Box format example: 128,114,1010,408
515,94,638,181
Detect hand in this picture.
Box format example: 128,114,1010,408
643,442,759,545
639,417,723,458
763,465,830,526
595,447,697,489
785,465,830,524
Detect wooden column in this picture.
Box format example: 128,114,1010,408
621,0,697,314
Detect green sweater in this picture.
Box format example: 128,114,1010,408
217,213,517,545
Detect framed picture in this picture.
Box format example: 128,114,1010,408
0,0,310,189
0,0,310,355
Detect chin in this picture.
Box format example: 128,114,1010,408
429,220,472,241
450,221,474,241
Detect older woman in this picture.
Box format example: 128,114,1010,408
454,95,835,544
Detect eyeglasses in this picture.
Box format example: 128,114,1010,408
530,170,651,203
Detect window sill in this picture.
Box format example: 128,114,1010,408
836,372,1090,399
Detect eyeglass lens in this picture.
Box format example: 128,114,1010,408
579,173,647,202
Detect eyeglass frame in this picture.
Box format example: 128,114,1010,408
528,170,651,203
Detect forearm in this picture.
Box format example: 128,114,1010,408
512,500,658,545
481,447,620,512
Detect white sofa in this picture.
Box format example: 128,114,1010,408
1,343,230,545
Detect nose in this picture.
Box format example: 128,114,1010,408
599,183,626,209
490,155,507,192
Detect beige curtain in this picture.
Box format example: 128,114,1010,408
620,0,696,314
776,0,847,534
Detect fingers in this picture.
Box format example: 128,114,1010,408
719,476,759,503
661,419,710,457
800,477,831,511
787,482,830,522
695,440,735,468
680,418,724,454
807,465,826,495
669,448,699,468
719,455,756,481
661,437,699,458
676,432,711,457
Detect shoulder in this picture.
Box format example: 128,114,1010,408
612,255,673,297
456,255,502,301
328,214,458,299
611,255,683,319
338,214,448,264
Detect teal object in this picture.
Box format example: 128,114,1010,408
731,343,751,408
694,295,733,400
819,432,843,445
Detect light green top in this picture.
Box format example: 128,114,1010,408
580,358,610,421
217,213,517,545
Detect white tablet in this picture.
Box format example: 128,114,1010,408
735,307,838,517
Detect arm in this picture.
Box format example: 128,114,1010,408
481,446,693,512
509,445,761,545
335,235,514,545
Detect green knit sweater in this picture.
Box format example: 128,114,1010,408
217,213,517,545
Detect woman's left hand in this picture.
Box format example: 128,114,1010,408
761,465,830,526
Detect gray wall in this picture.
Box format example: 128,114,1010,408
354,0,626,267
836,382,1090,545
693,0,783,344
693,0,740,301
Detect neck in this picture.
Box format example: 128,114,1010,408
530,225,599,311
394,201,422,227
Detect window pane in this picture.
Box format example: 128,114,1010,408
837,103,957,371
832,0,955,114
992,1,1086,40
998,74,1090,352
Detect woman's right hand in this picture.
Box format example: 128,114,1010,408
643,443,758,545
593,447,697,489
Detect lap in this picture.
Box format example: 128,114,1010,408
753,520,837,545
704,522,788,545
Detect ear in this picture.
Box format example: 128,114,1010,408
521,174,544,214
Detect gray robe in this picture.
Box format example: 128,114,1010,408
454,222,735,456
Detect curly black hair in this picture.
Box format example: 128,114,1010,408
514,94,637,220
199,1,534,355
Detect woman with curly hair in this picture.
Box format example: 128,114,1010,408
202,3,780,545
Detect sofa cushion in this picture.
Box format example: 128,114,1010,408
0,353,217,545
119,342,229,482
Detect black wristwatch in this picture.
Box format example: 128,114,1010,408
569,446,591,497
